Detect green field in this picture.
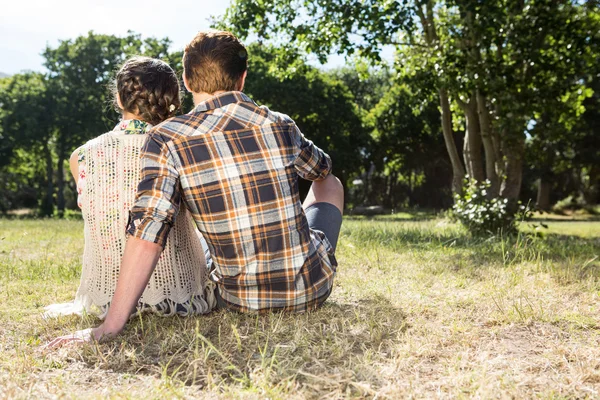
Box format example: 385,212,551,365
1,217,599,399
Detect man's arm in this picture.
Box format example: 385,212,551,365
291,123,332,181
93,238,162,337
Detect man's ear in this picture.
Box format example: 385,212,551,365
182,71,192,93
238,70,248,91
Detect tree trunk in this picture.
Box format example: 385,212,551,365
56,152,66,217
439,89,465,193
408,171,413,207
491,127,503,176
476,91,500,197
41,143,54,217
461,96,485,182
536,177,552,211
500,134,525,201
390,171,397,209
417,4,465,196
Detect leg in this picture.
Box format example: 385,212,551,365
303,174,344,250
303,174,344,214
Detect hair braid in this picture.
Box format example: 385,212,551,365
113,56,181,125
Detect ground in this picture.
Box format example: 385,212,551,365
0,214,599,399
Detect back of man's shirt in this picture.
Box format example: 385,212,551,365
127,92,337,312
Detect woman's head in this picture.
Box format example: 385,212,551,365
113,56,180,125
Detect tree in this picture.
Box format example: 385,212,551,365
400,0,599,205
329,64,393,113
0,73,56,215
367,81,452,208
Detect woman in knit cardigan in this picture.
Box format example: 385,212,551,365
45,57,215,318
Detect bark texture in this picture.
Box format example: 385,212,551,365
56,153,66,217
418,1,465,195
42,143,54,216
460,96,485,182
476,91,500,197
536,177,552,211
500,135,525,201
439,89,466,193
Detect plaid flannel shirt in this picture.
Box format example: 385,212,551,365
127,92,337,312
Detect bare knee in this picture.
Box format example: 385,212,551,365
323,174,344,198
304,174,344,213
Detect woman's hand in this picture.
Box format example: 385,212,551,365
42,323,118,349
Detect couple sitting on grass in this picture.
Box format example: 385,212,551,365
47,31,343,346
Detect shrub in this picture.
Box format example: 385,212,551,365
451,178,531,236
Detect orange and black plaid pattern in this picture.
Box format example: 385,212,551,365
127,92,336,312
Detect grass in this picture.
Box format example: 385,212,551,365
0,216,599,399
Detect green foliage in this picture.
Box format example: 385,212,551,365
328,65,392,113
0,72,54,152
217,0,412,63
365,81,452,208
451,178,532,236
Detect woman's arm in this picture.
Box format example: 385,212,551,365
69,147,82,184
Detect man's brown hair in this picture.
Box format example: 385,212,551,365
183,31,248,94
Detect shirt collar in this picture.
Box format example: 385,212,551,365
114,119,152,135
191,91,256,113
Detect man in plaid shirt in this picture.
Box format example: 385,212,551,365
48,31,344,345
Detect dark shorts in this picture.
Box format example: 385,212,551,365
214,202,343,309
304,202,343,250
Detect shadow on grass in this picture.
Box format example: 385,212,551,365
49,296,407,396
531,216,600,222
344,212,439,222
344,223,599,284
346,222,598,254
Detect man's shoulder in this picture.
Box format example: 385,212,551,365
257,105,296,126
146,114,196,140
153,114,193,130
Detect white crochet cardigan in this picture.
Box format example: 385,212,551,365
46,121,215,318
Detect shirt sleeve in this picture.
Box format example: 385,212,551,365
291,123,332,181
126,130,181,247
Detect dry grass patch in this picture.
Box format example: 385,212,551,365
1,217,599,398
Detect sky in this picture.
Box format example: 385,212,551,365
0,0,394,75
0,0,230,75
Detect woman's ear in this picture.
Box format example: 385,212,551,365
116,92,124,110
238,70,248,91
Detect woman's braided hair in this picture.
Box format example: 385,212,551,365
113,56,181,125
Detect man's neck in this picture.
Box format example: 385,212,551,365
192,90,231,106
